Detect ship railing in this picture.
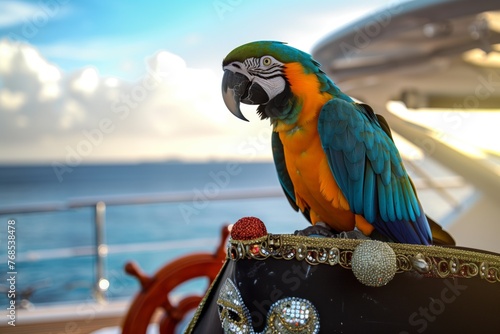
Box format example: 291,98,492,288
0,175,465,303
0,187,285,303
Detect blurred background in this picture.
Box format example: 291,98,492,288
0,0,396,163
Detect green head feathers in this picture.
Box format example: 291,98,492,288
222,41,316,68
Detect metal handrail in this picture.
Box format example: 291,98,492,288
0,178,467,303
0,187,284,215
0,187,286,303
94,201,107,302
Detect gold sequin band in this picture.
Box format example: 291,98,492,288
228,234,500,286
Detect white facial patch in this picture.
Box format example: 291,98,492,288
255,75,286,102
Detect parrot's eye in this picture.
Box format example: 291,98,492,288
262,57,272,66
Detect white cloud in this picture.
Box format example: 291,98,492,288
71,67,99,95
38,40,131,62
59,99,86,129
0,39,273,163
0,38,17,73
0,1,37,28
0,89,25,111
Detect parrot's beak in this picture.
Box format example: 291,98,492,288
222,68,270,122
222,69,249,121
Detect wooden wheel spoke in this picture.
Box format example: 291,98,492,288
121,225,229,334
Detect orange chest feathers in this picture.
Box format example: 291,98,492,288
275,62,354,230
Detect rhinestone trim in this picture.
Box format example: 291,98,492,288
228,234,500,285
216,278,320,334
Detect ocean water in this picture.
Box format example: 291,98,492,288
0,162,307,307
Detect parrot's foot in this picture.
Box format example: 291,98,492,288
294,222,335,237
294,224,374,240
336,230,371,240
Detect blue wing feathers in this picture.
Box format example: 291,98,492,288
403,183,416,222
368,143,383,173
386,176,396,222
352,177,364,213
363,132,374,150
363,162,376,222
382,152,391,184
318,99,431,245
327,149,350,194
344,142,365,165
343,127,357,151
408,180,421,216
332,119,347,136
377,177,388,222
391,180,403,220
414,207,432,243
392,156,405,176
272,132,297,209
399,179,411,221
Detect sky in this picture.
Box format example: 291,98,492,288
1,0,497,165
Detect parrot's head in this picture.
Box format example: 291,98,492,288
222,41,319,122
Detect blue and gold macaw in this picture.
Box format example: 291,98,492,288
222,41,452,245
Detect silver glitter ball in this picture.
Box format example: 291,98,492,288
351,240,397,287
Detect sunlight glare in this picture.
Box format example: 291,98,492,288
387,100,500,157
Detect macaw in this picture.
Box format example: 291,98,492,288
221,41,449,245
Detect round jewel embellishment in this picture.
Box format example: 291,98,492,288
230,216,267,240
351,240,397,287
